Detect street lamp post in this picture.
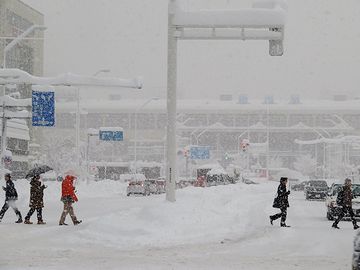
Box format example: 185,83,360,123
134,97,159,173
3,25,47,69
166,0,286,202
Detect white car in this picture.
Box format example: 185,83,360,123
126,180,150,196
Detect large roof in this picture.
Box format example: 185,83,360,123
56,98,360,115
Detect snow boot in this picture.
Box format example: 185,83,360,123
24,219,33,225
332,223,340,229
354,224,359,230
37,220,46,225
15,218,23,224
280,223,291,227
74,220,82,225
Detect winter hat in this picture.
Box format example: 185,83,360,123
280,177,288,183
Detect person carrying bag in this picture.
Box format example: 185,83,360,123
270,177,291,227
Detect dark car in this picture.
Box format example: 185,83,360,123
304,180,329,200
291,181,308,191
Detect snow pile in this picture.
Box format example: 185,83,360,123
71,182,273,250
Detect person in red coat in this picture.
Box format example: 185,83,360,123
59,175,82,226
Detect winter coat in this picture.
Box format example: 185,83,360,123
276,183,290,208
61,175,78,203
3,180,18,201
342,186,353,206
29,178,46,208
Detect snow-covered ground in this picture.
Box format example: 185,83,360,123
0,179,356,269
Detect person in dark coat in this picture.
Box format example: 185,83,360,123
270,177,291,227
0,173,22,223
24,175,46,225
332,178,359,230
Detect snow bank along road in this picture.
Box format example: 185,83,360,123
0,180,356,269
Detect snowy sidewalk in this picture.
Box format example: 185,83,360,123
0,180,355,269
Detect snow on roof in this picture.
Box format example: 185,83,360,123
207,167,228,176
99,127,124,132
295,136,360,145
0,119,30,141
56,98,360,114
0,68,142,89
90,161,130,167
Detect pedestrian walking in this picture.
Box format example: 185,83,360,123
24,175,46,225
270,177,291,227
332,178,359,230
0,173,22,223
59,175,82,226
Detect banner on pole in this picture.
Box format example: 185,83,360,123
32,91,55,127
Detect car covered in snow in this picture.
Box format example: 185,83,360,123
145,179,159,194
326,183,360,221
206,168,231,186
304,180,329,200
156,179,166,194
126,180,150,196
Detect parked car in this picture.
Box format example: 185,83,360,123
126,180,150,196
326,183,360,221
156,179,166,194
292,181,308,191
304,180,329,200
206,168,230,186
145,179,158,194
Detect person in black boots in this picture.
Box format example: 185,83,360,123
0,173,22,223
332,178,359,230
24,175,47,225
270,177,291,227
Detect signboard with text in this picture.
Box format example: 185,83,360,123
32,91,55,127
190,146,210,160
99,128,124,141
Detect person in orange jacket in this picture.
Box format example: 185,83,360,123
59,175,82,226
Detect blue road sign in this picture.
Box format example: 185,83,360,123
32,91,55,127
99,130,123,141
190,146,210,160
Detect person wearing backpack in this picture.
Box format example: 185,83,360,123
332,178,359,230
270,177,291,227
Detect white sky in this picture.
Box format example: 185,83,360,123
22,0,360,100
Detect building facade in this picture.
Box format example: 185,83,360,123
54,95,360,179
0,0,44,177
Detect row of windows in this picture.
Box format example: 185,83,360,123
6,9,32,36
54,113,359,130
